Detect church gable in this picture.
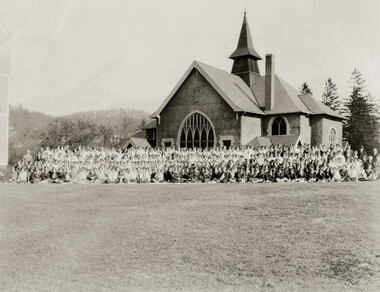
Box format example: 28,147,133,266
151,61,264,119
162,68,233,112
156,68,241,147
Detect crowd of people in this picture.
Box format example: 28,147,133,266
5,143,380,184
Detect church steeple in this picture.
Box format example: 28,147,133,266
229,12,262,87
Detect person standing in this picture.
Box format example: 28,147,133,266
22,150,34,165
358,146,367,161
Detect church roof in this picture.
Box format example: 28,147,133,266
125,137,151,148
298,93,345,119
142,120,157,130
250,75,344,118
251,75,312,115
229,13,262,60
245,136,272,148
151,61,265,118
130,129,146,138
244,135,302,147
268,135,302,146
152,61,344,120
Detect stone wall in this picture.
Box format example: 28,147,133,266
310,116,323,146
262,114,301,137
156,69,240,147
310,116,342,146
322,117,343,146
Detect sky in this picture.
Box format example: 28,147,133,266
0,0,379,116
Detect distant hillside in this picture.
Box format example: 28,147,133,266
65,108,152,136
7,105,153,166
9,105,53,132
9,106,152,134
66,108,150,121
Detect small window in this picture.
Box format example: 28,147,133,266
272,117,287,135
147,129,156,140
329,128,337,146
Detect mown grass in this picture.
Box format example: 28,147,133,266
0,182,379,291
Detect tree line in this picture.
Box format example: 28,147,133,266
8,106,150,166
299,69,380,152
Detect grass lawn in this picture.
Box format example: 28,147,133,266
0,182,380,291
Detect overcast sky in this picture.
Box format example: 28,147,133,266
0,0,379,116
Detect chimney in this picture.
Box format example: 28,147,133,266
265,54,275,111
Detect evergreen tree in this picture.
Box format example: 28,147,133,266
342,69,379,151
322,78,340,112
299,82,313,95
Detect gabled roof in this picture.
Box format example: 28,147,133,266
269,135,302,146
299,93,345,119
125,137,151,148
151,61,265,118
250,74,344,119
143,120,157,130
130,129,146,139
245,136,272,148
152,61,344,120
251,75,312,115
244,135,302,147
229,13,261,60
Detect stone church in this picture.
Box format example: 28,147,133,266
143,13,344,149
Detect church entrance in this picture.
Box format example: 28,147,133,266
178,111,215,148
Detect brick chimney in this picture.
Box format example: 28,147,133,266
265,54,275,111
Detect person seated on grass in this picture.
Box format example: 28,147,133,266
73,167,89,184
87,168,97,183
128,167,137,183
156,167,165,183
331,167,342,182
339,165,348,182
212,166,224,183
50,167,61,183
248,167,264,183
370,165,379,181
69,165,79,183
16,166,28,183
179,167,190,183
29,166,42,184
311,165,319,182
294,166,305,183
346,165,358,182
226,165,237,183
106,167,119,184
140,167,151,183
364,156,374,178
150,167,158,183
118,168,129,184
170,166,180,183
9,164,19,183
235,166,246,183
163,166,173,183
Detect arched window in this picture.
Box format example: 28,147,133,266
272,117,287,135
179,112,215,148
329,128,337,146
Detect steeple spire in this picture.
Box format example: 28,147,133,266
229,13,262,86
